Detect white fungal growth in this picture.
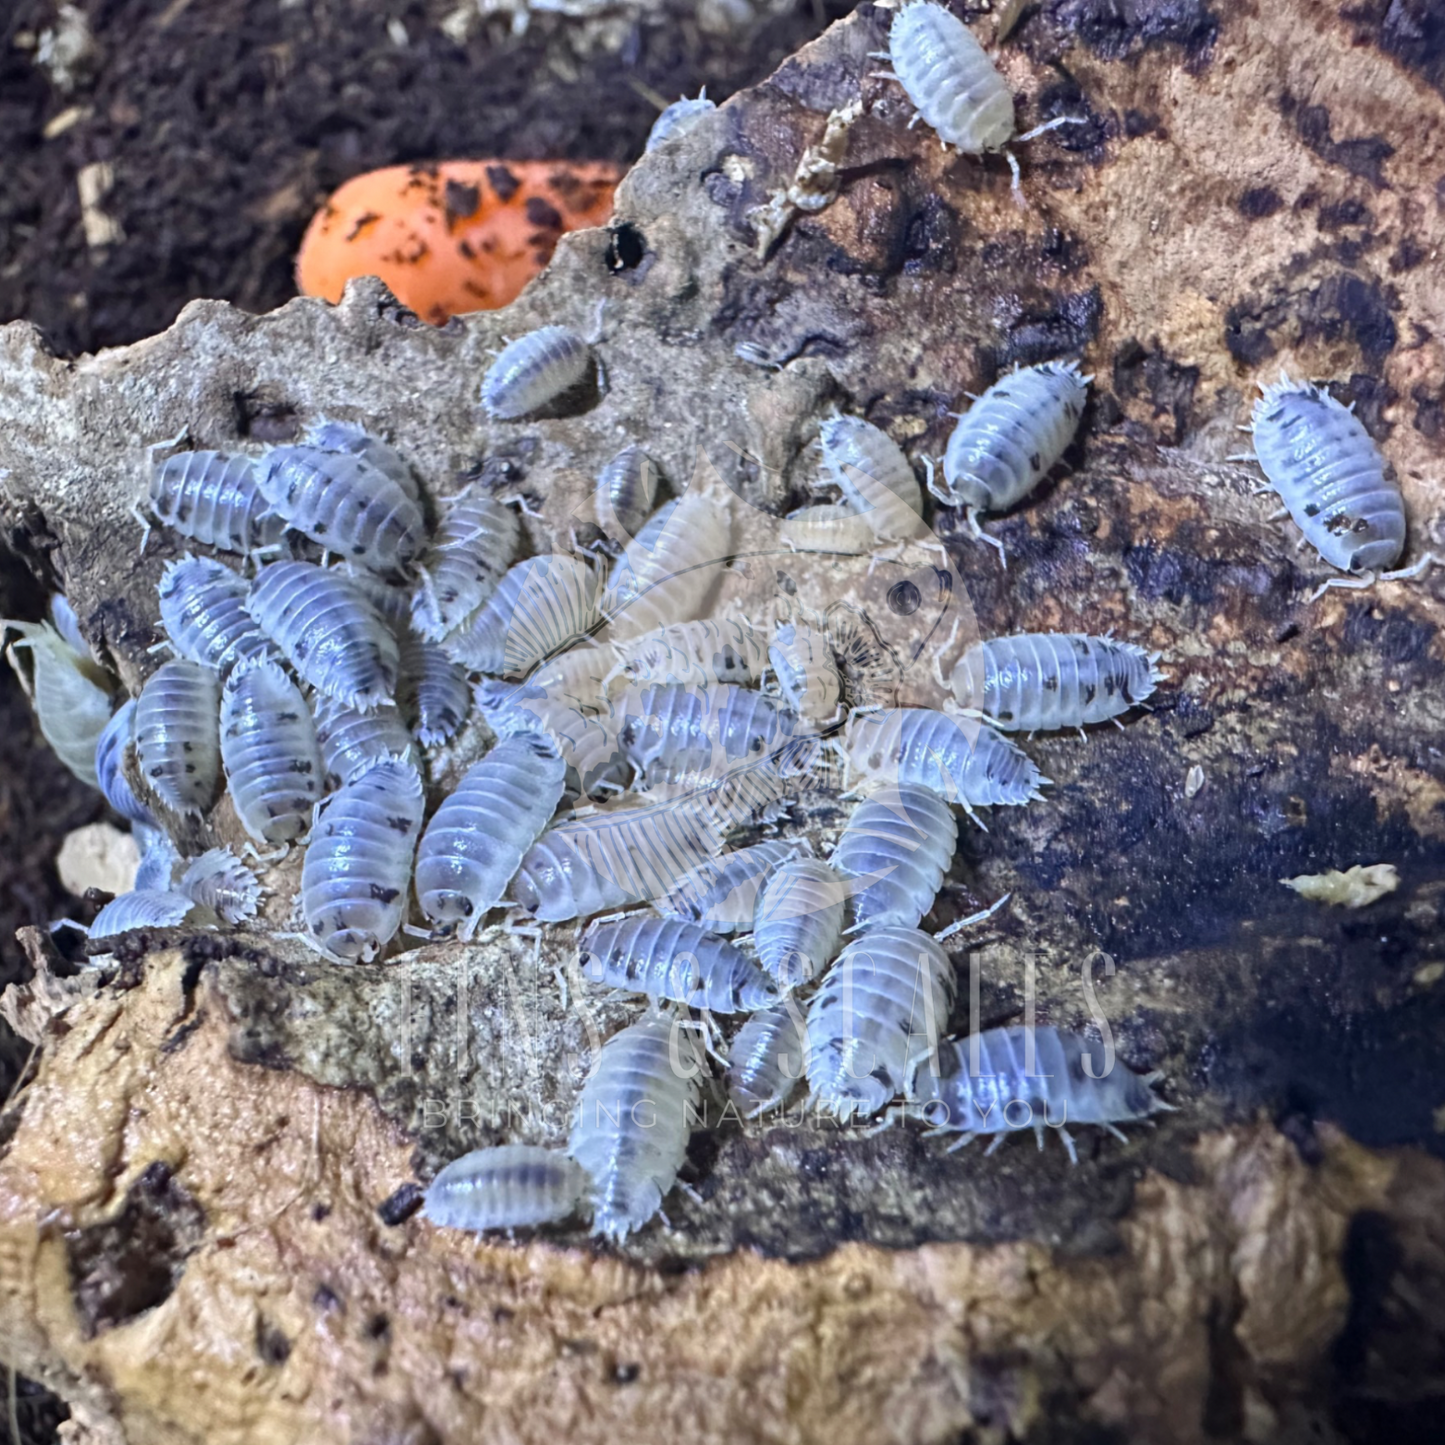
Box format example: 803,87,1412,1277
481,325,594,420
411,487,520,642
567,1015,704,1241
134,659,221,817
1281,864,1399,909
423,1145,589,1232
4,620,112,788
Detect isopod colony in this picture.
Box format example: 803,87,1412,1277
8,0,1432,1246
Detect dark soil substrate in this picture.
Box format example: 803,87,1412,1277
0,0,853,358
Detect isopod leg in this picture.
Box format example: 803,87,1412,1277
1381,551,1440,584
1308,571,1377,601
966,508,1008,569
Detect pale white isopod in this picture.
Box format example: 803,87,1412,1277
595,444,662,543
395,630,473,747
817,414,924,543
411,487,520,642
481,325,594,420
645,90,716,152
609,617,768,693
768,620,841,723
829,784,958,931
753,856,847,988
94,698,154,826
423,1145,589,1232
779,501,878,556
134,659,221,817
146,448,284,555
178,847,263,923
656,838,805,935
4,621,113,788
727,1002,808,1117
157,556,273,675
90,888,201,939
313,696,418,787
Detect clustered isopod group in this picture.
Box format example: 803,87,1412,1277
8,0,1433,1248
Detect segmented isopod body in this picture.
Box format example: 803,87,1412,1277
246,562,399,709
615,682,797,782
845,709,1047,817
220,658,324,845
606,499,677,595
443,555,599,677
481,325,594,420
307,421,421,502
600,491,733,641
949,633,1161,731
727,1003,808,1117
94,698,154,826
610,618,768,692
656,839,804,934
5,621,112,787
754,857,847,987
936,361,1089,519
596,444,661,542
49,593,88,660
509,795,725,922
580,917,778,1013
568,1015,704,1241
396,630,472,746
178,847,263,923
910,1025,1168,1164
158,556,273,675
779,502,877,556
414,734,566,938
301,757,425,961
313,696,418,786
818,414,923,542
806,924,956,1121
645,90,716,152
90,888,200,938
474,679,624,800
1250,378,1408,575
527,642,617,710
148,449,285,555
257,445,426,573
423,1145,589,1232
886,0,1014,154
830,785,957,931
134,659,221,817
769,620,841,723
411,487,520,642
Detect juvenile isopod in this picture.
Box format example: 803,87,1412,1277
949,632,1162,732
607,618,768,693
414,734,567,938
246,561,400,710
256,443,426,574
768,620,841,724
157,556,273,675
845,708,1047,821
411,487,521,642
134,659,221,817
94,698,155,826
830,784,958,931
567,1015,704,1241
816,414,924,543
395,629,473,746
144,448,285,556
579,916,779,1013
645,89,716,152
779,501,878,556
599,491,733,641
89,888,202,939
313,696,419,786
220,658,324,846
481,325,595,420
301,756,425,961
656,838,805,934
932,360,1089,559
177,846,263,923
443,555,600,677
754,856,847,987
726,1002,808,1117
423,1145,589,1232
805,923,956,1121
909,1025,1171,1163
595,444,662,543
4,621,113,787
1249,376,1436,594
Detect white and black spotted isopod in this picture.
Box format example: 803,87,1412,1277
411,487,520,643
769,620,841,724
615,682,797,784
313,696,418,786
414,734,567,938
396,630,472,747
595,444,662,543
220,658,324,846
567,1015,704,1241
474,679,625,801
754,856,847,988
579,916,779,1013
301,756,425,961
145,449,284,556
134,659,221,817
481,325,595,420
306,420,421,502
805,924,956,1121
933,360,1089,560
246,562,400,710
257,444,426,574
656,838,804,935
608,618,768,693
1249,377,1436,593
726,1003,808,1117
950,633,1162,732
830,784,958,932
909,1025,1171,1164
94,698,154,826
423,1145,589,1232
158,556,273,676
817,414,924,544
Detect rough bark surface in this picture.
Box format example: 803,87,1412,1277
0,1,1442,1441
